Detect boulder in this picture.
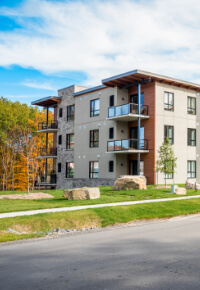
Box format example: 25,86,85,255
113,175,147,190
63,187,100,200
175,187,187,195
185,179,200,190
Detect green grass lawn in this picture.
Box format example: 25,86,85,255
0,185,199,214
1,198,200,242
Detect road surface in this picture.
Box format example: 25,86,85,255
1,215,200,289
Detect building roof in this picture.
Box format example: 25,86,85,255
73,85,106,97
31,96,61,107
102,69,200,91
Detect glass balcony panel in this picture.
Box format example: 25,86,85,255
122,104,129,115
108,141,114,151
115,106,122,116
130,104,138,114
114,140,122,151
108,107,115,118
122,140,129,150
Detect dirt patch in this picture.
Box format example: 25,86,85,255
0,193,54,200
12,225,33,233
153,186,171,189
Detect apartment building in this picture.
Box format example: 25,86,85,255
32,69,200,189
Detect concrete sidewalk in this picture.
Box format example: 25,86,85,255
1,195,200,219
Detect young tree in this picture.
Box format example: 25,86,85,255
156,138,177,186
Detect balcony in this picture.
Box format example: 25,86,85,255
37,147,57,158
36,173,57,185
37,121,58,133
107,139,149,153
108,103,149,121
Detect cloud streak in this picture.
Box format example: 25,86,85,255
0,0,200,86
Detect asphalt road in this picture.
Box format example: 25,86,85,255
1,215,200,290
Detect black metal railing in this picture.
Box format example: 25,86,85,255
39,173,57,184
38,121,58,131
39,147,57,156
108,103,148,118
107,139,148,152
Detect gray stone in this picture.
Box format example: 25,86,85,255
66,229,71,232
60,229,66,233
113,176,147,191
6,228,19,234
56,228,60,233
63,187,100,200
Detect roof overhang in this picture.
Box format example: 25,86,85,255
102,69,200,92
31,96,61,107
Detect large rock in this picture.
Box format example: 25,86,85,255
63,187,100,200
113,175,147,190
175,187,187,195
185,179,200,190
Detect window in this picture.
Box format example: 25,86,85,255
109,161,114,172
58,163,61,173
90,99,100,117
66,134,74,150
109,127,114,139
89,161,99,178
188,129,196,146
58,135,62,145
187,97,196,115
164,92,174,111
59,108,63,118
66,162,74,178
90,130,99,147
109,95,114,107
67,105,75,121
164,125,174,144
187,161,196,178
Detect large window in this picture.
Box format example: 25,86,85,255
164,125,174,144
90,99,100,117
164,92,174,111
67,105,75,121
90,130,99,148
66,162,74,178
58,135,62,145
187,161,196,178
66,134,74,150
89,161,99,178
188,129,196,146
187,97,196,115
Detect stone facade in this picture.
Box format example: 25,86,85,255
57,178,115,189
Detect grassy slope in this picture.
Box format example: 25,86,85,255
0,186,199,214
1,198,200,242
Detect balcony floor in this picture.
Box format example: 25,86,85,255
106,150,149,154
37,128,58,133
36,155,57,159
107,114,149,121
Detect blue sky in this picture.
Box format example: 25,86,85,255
1,0,200,105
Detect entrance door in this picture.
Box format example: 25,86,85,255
129,160,144,176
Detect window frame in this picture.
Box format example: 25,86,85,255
89,161,99,178
164,92,174,111
58,135,62,145
164,125,174,144
90,129,99,148
58,163,61,173
187,161,196,178
109,160,114,172
187,97,196,115
90,99,100,117
109,127,114,139
67,105,75,121
59,108,63,118
66,133,74,150
66,162,74,178
187,128,196,146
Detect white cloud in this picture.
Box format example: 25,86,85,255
22,81,56,90
0,0,200,86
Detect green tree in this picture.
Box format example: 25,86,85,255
156,138,177,186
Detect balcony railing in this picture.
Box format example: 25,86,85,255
39,147,57,157
39,174,57,184
107,139,148,152
38,121,58,131
108,103,148,118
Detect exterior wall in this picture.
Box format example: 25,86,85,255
128,82,156,184
155,82,198,184
74,87,117,180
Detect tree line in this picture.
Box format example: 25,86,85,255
0,97,53,192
